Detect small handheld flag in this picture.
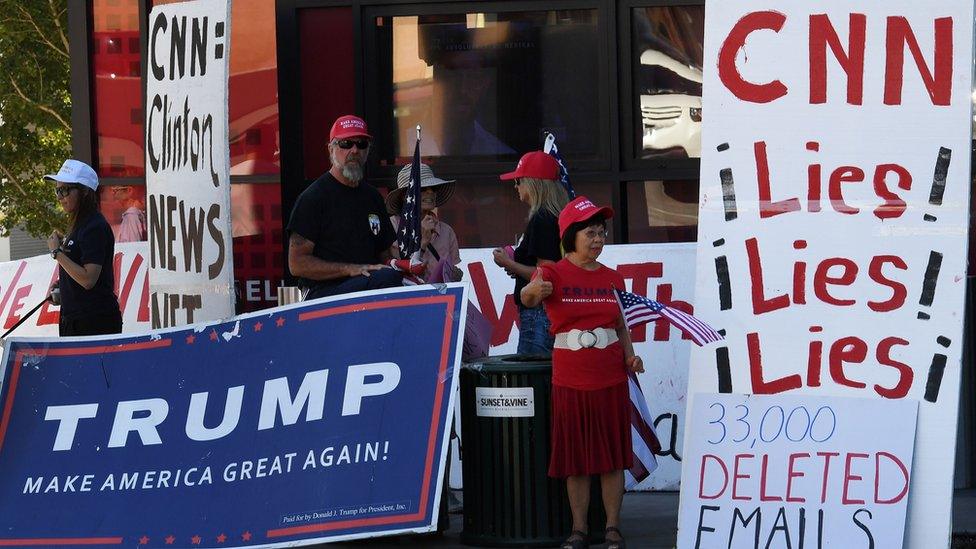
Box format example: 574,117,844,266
396,126,423,260
613,287,723,346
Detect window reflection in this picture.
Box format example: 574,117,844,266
92,0,143,177
100,185,148,242
626,180,698,243
632,6,705,159
432,179,613,248
230,183,283,312
377,10,600,163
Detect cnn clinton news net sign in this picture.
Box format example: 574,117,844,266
0,284,466,547
146,0,234,329
678,394,918,548
685,1,972,548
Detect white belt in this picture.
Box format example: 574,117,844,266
553,328,618,351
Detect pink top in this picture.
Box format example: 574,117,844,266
390,216,461,281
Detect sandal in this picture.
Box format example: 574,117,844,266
560,529,589,549
605,526,626,549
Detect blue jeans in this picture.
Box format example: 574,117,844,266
518,305,554,357
304,268,403,300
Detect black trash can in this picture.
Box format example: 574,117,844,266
460,355,605,547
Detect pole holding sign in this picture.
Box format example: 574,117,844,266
688,2,973,547
145,0,234,328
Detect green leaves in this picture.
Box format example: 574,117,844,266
0,0,71,237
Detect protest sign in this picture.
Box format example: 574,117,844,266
146,0,234,328
0,284,466,547
678,393,918,549
0,243,150,338
461,243,697,490
689,2,973,546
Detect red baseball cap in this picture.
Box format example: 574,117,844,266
558,196,614,237
499,151,559,181
330,115,372,141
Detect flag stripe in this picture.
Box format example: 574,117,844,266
614,287,722,347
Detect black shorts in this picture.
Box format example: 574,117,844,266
59,311,123,337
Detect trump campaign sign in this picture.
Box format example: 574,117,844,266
686,1,973,547
0,284,466,547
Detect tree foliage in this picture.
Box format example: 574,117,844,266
0,0,70,237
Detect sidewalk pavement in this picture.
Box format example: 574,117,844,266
328,489,976,548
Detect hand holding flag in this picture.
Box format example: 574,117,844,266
613,287,723,346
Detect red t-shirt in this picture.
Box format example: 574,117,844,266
539,259,627,390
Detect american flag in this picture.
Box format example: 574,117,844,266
613,288,723,346
625,371,661,489
396,136,422,259
543,133,576,199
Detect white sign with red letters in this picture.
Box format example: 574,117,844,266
688,2,973,547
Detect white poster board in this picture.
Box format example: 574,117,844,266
0,243,150,338
689,3,973,547
460,243,696,490
678,393,918,548
145,0,234,328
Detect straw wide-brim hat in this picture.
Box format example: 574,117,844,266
385,163,456,215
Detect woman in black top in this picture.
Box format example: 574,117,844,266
494,151,569,356
45,160,122,336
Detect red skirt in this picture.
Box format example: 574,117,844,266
548,380,632,478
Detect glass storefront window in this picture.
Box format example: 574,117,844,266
626,179,698,243
300,7,355,180
230,183,283,312
374,10,601,164
92,0,143,177
631,6,705,159
433,179,614,248
153,0,280,175
100,185,148,242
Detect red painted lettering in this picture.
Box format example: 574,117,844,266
874,337,913,399
829,336,868,389
748,332,803,394
813,258,857,306
884,16,953,106
842,452,869,504
809,13,866,104
718,11,788,103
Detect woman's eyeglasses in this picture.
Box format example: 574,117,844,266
55,186,79,198
582,229,608,240
333,139,370,150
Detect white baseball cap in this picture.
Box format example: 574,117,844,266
44,159,99,191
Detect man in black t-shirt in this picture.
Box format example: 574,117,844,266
287,115,401,299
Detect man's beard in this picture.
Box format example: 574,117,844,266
341,161,364,182
331,149,365,182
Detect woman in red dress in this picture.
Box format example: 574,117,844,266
521,196,643,549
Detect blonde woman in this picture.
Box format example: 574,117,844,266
493,151,569,355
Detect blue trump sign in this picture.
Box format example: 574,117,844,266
0,284,467,547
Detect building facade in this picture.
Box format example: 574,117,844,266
66,0,975,486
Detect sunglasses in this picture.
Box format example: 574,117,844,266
55,185,80,198
333,139,370,150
